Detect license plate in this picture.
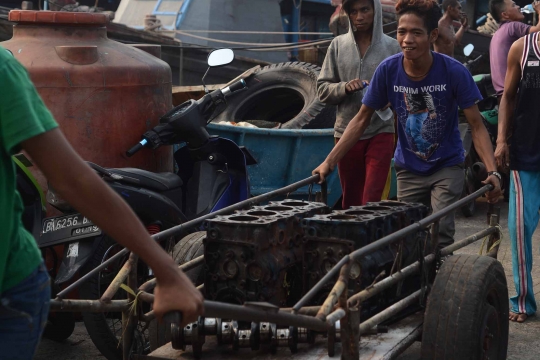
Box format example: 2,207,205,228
40,214,101,247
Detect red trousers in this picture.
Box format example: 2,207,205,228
336,133,394,209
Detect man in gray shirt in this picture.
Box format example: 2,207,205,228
317,0,400,208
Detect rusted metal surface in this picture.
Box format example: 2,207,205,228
2,10,173,203
487,205,501,258
49,299,129,312
302,201,429,316
293,185,494,311
204,200,328,306
348,254,436,306
440,226,498,257
359,290,422,335
123,253,139,360
315,262,350,321
100,252,135,303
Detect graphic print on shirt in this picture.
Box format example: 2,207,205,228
393,84,448,161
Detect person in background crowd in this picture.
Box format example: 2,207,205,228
434,0,469,57
489,0,540,100
317,0,401,209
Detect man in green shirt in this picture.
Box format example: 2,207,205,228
0,48,203,359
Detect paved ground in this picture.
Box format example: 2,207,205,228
34,199,540,359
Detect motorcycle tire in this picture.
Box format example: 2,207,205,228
149,231,206,352
43,283,75,342
80,236,152,360
213,62,336,129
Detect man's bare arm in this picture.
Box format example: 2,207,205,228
455,16,469,46
313,105,375,182
529,1,540,33
463,105,502,203
21,129,203,324
495,38,523,167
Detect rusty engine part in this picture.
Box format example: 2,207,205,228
301,200,429,319
171,317,319,357
178,200,430,358
204,201,329,306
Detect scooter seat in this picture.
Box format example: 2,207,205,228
108,168,183,192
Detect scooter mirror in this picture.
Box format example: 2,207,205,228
208,49,235,67
463,44,474,57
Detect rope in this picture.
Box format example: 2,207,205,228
118,283,143,347
164,30,334,35
478,225,503,255
173,29,332,47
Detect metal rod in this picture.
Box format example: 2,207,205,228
56,247,130,299
341,307,360,359
315,262,350,321
359,290,422,334
281,306,321,316
440,226,498,257
325,308,346,325
348,254,436,306
348,226,498,306
293,184,492,310
138,255,205,292
123,253,138,360
203,301,330,332
57,175,321,300
49,299,129,312
101,252,135,303
487,206,501,258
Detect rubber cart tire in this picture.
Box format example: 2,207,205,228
421,254,508,360
213,62,336,129
149,231,206,351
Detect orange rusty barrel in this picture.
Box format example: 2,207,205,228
2,10,173,199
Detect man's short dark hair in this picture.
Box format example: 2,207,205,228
489,0,506,23
342,0,375,16
441,0,459,11
395,0,442,33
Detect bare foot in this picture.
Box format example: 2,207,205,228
509,311,528,323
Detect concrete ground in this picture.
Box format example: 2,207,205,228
34,199,540,360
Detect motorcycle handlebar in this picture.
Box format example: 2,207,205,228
126,139,148,157
221,79,247,96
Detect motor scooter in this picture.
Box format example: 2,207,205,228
33,48,255,360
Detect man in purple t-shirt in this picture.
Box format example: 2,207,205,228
489,0,540,98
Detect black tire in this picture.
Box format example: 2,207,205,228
80,237,151,360
148,231,206,351
213,62,336,129
42,283,76,342
421,255,508,360
461,167,476,218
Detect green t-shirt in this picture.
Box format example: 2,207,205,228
0,47,58,293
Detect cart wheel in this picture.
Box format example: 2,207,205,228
421,255,508,360
149,231,206,351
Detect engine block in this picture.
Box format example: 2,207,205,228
204,201,329,306
301,201,429,317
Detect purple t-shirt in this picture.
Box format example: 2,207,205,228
490,21,530,96
363,52,482,175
